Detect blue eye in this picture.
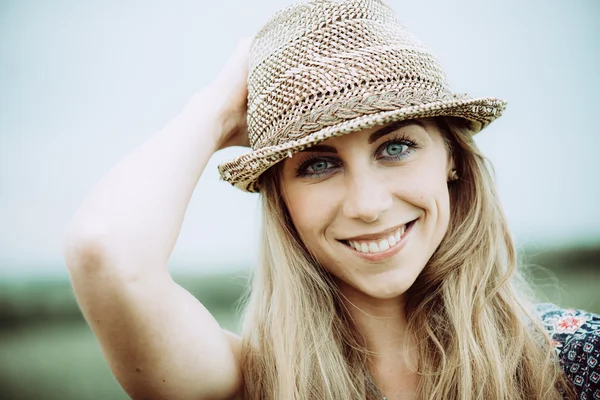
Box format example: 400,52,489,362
296,157,337,178
308,160,329,172
383,142,408,156
378,138,414,160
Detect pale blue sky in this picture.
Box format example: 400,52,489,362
1,0,598,279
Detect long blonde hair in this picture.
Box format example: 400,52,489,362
238,116,575,399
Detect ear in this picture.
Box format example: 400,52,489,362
446,145,456,174
445,144,459,183
448,161,456,176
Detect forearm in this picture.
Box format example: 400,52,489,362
64,90,223,275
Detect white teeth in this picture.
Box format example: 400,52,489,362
346,222,413,254
378,239,390,251
388,235,396,246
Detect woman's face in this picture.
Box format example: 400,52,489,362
280,118,454,300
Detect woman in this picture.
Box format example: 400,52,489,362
63,0,599,399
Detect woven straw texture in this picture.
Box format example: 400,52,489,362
217,0,507,192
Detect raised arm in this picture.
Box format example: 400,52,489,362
62,38,252,400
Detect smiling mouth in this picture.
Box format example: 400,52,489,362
340,220,416,254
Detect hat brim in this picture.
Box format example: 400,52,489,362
218,96,507,193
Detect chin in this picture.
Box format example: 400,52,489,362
354,268,421,300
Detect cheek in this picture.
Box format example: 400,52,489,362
390,161,451,235
283,183,338,251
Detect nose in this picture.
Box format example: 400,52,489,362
342,168,393,223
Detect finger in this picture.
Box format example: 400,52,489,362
216,37,252,84
228,37,253,66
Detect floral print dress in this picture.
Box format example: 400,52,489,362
537,303,600,399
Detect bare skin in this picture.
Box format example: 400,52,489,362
63,38,252,400
280,119,455,398
64,36,451,400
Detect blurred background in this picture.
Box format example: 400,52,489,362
1,0,598,399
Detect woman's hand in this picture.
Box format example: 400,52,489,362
201,37,253,150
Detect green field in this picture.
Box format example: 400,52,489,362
0,311,238,400
1,246,598,400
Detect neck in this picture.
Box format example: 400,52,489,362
338,283,419,399
339,283,411,356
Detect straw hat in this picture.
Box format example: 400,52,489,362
218,0,507,192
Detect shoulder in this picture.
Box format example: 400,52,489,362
535,303,600,397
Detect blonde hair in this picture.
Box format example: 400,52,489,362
238,117,576,399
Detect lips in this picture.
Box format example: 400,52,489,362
340,219,416,254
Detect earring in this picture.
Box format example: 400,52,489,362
449,169,459,182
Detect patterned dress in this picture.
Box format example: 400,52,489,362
537,303,600,399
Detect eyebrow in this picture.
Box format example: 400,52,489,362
367,119,423,144
297,119,423,154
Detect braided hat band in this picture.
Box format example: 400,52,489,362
217,0,507,192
